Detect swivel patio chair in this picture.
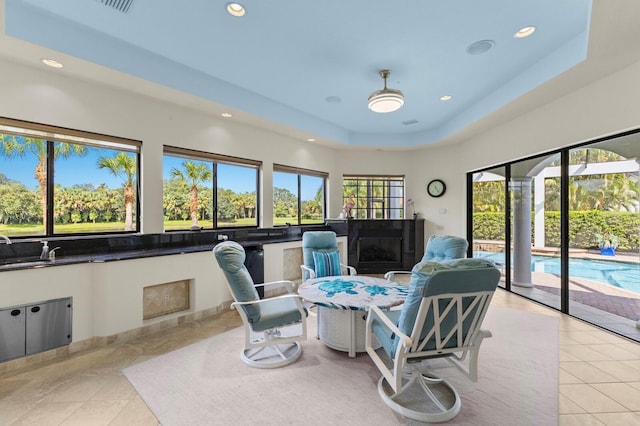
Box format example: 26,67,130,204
384,234,468,282
213,241,308,368
300,231,357,337
300,231,356,281
365,258,500,422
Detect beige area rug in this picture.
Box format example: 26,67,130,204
123,306,558,425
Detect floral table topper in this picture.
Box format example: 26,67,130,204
299,275,408,311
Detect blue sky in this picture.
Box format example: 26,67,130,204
163,155,257,194
0,147,126,189
1,150,319,199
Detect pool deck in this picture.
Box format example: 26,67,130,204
474,241,640,340
510,249,640,341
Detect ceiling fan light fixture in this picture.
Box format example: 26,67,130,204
226,2,246,17
368,70,404,113
515,26,536,38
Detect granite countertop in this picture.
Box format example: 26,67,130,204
0,223,347,272
0,245,215,272
0,239,268,272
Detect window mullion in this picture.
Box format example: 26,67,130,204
297,174,302,225
45,139,55,235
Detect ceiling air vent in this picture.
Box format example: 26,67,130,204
95,0,135,14
402,119,419,126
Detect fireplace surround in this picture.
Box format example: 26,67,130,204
347,219,424,274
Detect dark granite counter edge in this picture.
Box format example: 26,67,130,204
0,223,347,272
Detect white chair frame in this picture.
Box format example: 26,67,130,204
229,280,308,369
300,263,356,281
365,290,495,423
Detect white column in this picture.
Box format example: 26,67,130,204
534,173,546,248
512,178,533,287
635,157,640,328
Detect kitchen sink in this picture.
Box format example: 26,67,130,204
0,259,53,270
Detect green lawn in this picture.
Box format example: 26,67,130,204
0,216,323,236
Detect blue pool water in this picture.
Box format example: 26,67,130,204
475,251,640,294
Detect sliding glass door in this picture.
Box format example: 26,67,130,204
471,167,507,288
469,129,640,342
567,136,640,336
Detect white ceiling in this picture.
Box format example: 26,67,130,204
1,0,640,149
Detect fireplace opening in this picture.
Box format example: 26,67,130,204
358,238,402,264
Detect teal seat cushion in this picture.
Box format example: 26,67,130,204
371,309,402,357
213,241,261,323
251,296,304,332
313,250,341,277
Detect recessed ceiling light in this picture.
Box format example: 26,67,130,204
307,138,316,142
226,2,246,17
515,26,536,38
41,58,63,68
221,112,233,118
440,95,452,101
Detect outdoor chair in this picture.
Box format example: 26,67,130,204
213,241,307,368
300,231,356,281
300,230,357,337
384,234,468,282
365,258,500,422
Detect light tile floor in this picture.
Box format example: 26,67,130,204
1,289,640,425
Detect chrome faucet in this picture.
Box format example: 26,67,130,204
0,235,11,244
39,241,61,260
48,247,61,260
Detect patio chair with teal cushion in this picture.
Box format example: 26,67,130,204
300,231,356,281
365,258,500,422
213,241,308,368
384,234,468,282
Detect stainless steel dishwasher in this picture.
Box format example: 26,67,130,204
0,297,72,362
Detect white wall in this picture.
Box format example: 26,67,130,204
2,55,640,341
403,60,640,238
0,58,345,231
0,264,95,341
3,53,640,235
3,55,639,241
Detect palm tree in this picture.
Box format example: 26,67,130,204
171,161,212,230
97,152,137,231
0,135,87,230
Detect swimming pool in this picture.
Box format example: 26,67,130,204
474,251,640,294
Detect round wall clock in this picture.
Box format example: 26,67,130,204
427,179,446,197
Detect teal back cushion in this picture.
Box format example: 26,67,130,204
302,231,339,279
393,258,499,353
395,261,449,339
213,241,261,322
422,235,468,262
312,250,341,277
441,257,497,270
